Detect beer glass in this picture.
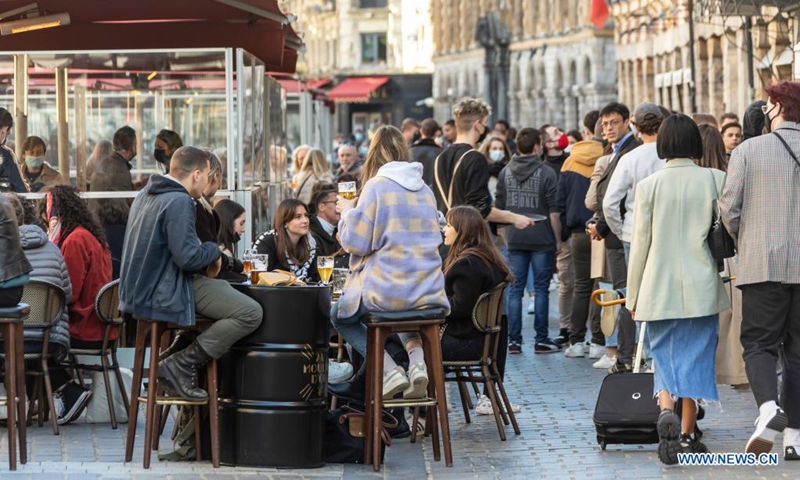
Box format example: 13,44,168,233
242,250,254,276
331,268,348,297
318,256,334,284
250,254,268,284
338,181,357,201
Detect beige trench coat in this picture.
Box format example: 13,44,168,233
716,257,747,385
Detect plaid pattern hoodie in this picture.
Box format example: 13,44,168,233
337,161,450,319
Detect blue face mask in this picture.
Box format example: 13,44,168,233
25,155,45,169
355,133,364,142
489,150,505,162
358,145,369,156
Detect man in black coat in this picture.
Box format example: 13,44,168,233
588,102,641,374
309,186,349,268
409,118,442,188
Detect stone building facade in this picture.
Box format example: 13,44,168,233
430,0,618,130
611,0,797,118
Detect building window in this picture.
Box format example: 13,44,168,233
357,0,387,7
361,33,387,65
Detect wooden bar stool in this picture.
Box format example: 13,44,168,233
0,303,29,471
124,317,219,469
363,307,452,471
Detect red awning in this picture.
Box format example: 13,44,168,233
308,78,332,89
276,78,303,94
0,0,301,73
327,76,390,103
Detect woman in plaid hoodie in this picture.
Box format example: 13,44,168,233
333,125,450,399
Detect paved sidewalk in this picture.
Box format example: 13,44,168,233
0,292,796,478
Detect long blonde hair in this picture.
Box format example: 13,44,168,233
360,125,409,187
301,148,330,179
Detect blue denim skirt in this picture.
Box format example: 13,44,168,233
647,314,719,401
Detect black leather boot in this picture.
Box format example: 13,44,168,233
329,360,366,401
158,331,196,361
157,341,212,402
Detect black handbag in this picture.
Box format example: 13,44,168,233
324,401,397,464
706,170,736,262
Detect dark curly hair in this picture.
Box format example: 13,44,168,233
41,184,108,249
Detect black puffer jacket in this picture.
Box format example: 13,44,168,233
0,195,32,284
19,224,72,361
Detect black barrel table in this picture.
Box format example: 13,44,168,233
219,284,331,468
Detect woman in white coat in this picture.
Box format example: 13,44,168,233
626,114,730,464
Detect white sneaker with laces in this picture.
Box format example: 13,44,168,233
593,354,616,369
328,360,354,384
746,402,788,454
564,342,586,358
403,362,429,399
588,343,605,359
382,366,410,399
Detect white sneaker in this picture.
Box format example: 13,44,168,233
549,279,559,292
328,360,354,384
403,362,429,399
564,342,586,358
474,394,520,415
593,354,616,369
526,298,536,314
588,343,605,359
383,366,410,399
746,403,789,454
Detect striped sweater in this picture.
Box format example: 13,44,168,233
337,161,450,318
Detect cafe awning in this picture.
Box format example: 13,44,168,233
327,76,390,103
0,0,302,73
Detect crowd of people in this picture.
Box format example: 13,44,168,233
1,80,800,468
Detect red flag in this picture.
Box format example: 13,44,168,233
591,0,609,29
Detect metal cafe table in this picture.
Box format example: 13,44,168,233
218,283,331,468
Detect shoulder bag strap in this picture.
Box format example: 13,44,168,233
772,131,800,169
434,148,475,212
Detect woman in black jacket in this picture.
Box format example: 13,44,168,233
441,205,512,361
253,198,320,283
214,199,248,282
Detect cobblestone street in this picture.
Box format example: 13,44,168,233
0,293,795,479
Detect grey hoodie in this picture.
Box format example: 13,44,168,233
495,154,558,252
19,224,73,361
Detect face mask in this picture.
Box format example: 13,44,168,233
557,133,570,150
355,133,364,142
489,150,505,162
764,105,777,133
358,145,369,156
154,149,169,165
477,124,488,145
434,137,443,147
25,155,45,169
233,232,241,244
333,141,341,150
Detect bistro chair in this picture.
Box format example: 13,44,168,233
125,316,220,469
64,280,130,429
14,279,66,436
363,307,452,471
0,302,30,470
442,282,520,441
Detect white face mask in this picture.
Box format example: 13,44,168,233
489,150,505,162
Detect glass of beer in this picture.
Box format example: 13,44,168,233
332,268,348,298
242,250,254,277
318,256,334,284
250,254,268,284
338,181,357,201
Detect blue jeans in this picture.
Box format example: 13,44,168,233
330,301,369,357
508,249,555,344
622,241,631,265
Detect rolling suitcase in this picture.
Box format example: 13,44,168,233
593,320,660,450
